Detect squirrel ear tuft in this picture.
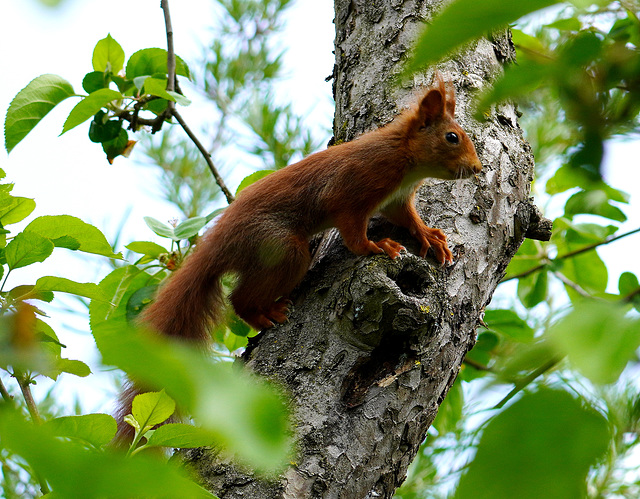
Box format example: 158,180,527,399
418,88,445,126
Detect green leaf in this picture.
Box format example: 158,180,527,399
125,48,191,80
455,389,609,499
93,320,292,471
5,231,54,270
46,414,117,448
483,309,534,342
101,127,131,163
5,74,75,153
92,34,125,73
236,170,275,195
126,241,168,258
547,301,640,384
126,285,157,322
410,0,561,72
0,196,36,225
82,71,108,94
131,390,176,431
564,190,627,222
52,358,92,379
0,410,217,498
619,272,640,311
146,423,217,449
89,266,163,329
88,112,123,143
143,77,191,105
33,276,110,301
517,270,548,309
25,215,121,258
431,378,464,435
144,216,177,240
61,88,123,135
174,217,207,240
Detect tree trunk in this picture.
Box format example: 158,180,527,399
185,0,545,497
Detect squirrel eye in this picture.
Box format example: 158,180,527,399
445,132,459,144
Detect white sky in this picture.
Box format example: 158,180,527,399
1,0,639,411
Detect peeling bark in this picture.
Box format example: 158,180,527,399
184,1,544,497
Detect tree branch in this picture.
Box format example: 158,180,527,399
159,0,235,205
503,226,640,282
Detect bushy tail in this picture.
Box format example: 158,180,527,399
113,239,225,445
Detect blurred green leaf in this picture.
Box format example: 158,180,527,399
92,320,292,471
92,34,125,74
517,270,548,308
547,301,640,384
46,414,117,448
0,409,216,498
455,389,609,499
410,0,561,72
564,189,627,222
5,74,75,153
484,309,534,342
431,378,464,435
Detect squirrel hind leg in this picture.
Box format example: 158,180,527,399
231,236,310,330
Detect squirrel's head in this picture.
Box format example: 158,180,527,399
405,75,482,180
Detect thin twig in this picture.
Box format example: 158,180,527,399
493,356,563,410
172,108,235,204
159,0,235,205
161,0,176,95
463,356,494,372
0,377,13,404
16,373,41,424
552,271,596,299
503,226,640,282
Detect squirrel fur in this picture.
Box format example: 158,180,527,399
114,77,482,441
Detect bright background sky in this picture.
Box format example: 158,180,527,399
1,0,639,412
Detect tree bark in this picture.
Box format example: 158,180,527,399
184,0,544,497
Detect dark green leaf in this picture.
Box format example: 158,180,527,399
89,112,123,143
564,190,627,222
5,74,75,153
82,71,108,93
518,270,548,308
101,127,131,163
126,285,157,322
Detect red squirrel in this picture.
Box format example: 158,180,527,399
115,77,481,439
